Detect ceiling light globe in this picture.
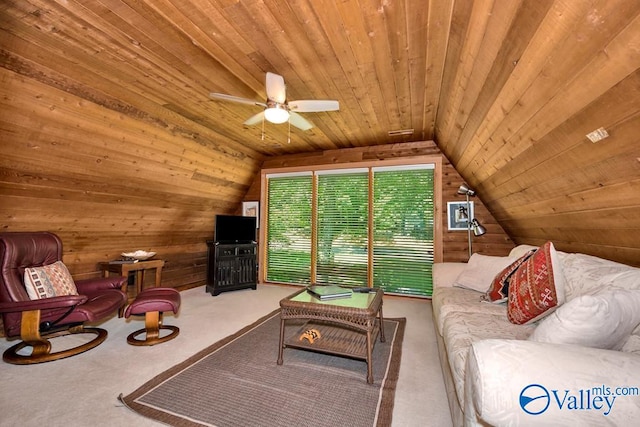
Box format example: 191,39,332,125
264,107,290,124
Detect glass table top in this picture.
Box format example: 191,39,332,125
288,288,381,310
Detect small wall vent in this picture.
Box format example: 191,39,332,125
388,129,414,136
586,127,609,143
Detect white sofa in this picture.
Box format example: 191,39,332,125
432,244,640,426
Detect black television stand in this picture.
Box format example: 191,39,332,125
206,240,257,296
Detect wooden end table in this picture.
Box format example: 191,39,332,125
277,287,385,384
99,259,165,316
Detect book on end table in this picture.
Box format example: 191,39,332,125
108,259,139,264
306,285,352,300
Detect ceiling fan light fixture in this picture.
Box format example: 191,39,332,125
264,105,290,124
210,72,338,131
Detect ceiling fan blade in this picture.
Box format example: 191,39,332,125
210,93,266,107
289,112,314,131
243,111,265,126
288,100,339,112
266,72,286,104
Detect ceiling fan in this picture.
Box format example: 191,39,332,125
210,72,339,131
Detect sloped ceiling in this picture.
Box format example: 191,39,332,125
1,0,639,265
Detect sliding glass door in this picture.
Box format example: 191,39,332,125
265,173,312,285
316,169,369,287
372,166,434,296
264,163,435,296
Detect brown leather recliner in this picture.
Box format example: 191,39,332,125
0,231,127,364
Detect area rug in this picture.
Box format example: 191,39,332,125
119,309,405,427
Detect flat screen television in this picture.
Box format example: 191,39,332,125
214,215,256,244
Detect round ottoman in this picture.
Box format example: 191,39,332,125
124,287,181,346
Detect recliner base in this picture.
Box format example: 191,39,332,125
2,326,108,365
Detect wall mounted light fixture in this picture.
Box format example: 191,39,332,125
457,184,486,258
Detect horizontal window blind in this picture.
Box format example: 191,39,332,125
265,175,312,285
316,171,369,287
372,167,434,296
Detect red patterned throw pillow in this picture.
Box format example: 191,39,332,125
507,242,566,325
485,250,536,303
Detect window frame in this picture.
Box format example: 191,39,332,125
259,156,443,292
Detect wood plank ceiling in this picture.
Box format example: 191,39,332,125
1,0,639,270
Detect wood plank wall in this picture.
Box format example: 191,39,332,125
248,141,514,263
0,66,263,290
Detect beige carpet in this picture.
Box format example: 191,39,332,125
0,284,452,427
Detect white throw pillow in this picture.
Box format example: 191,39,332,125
528,289,640,350
509,244,538,258
454,254,519,293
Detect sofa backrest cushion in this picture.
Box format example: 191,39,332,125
432,262,467,289
560,252,640,300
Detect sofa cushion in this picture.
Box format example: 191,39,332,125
560,252,640,300
485,250,536,303
622,334,640,355
507,241,566,324
454,254,520,292
432,286,506,336
24,261,78,300
529,289,640,350
442,312,535,410
466,339,640,426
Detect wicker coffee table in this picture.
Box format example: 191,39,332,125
277,287,385,384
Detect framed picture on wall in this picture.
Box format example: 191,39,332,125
447,201,473,231
242,201,259,228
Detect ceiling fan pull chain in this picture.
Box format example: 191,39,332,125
261,113,265,140
288,118,291,144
